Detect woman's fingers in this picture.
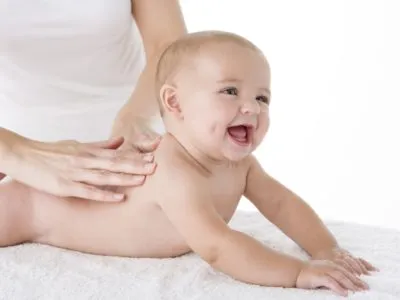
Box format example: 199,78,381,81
85,136,125,149
67,182,125,202
88,147,154,162
16,134,160,201
73,170,146,187
78,155,156,176
134,136,162,153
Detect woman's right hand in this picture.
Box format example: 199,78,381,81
1,132,156,202
296,260,370,297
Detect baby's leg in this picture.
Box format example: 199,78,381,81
0,181,37,246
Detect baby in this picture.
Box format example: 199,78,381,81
1,31,377,296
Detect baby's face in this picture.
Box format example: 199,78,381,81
175,43,271,162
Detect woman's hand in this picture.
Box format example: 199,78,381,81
113,116,161,153
1,132,156,202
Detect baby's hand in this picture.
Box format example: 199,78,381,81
312,246,379,276
296,260,369,297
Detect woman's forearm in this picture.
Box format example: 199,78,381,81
117,0,187,124
111,56,160,138
120,61,159,120
113,50,162,136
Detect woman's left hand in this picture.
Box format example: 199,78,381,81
312,246,379,276
112,116,161,156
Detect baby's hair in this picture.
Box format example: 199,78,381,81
155,30,264,115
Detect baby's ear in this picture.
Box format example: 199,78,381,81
159,84,182,117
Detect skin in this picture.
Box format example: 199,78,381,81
0,40,376,297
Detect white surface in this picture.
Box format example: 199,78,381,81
181,0,400,231
1,211,399,300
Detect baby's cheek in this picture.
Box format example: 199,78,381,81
258,114,270,134
254,125,269,147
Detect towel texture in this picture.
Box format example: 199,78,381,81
1,211,399,300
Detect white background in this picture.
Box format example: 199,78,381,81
180,0,400,230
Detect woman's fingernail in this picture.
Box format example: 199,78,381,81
136,175,145,182
146,163,156,171
144,154,154,162
114,194,124,200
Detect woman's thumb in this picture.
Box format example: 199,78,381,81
86,136,124,149
135,136,161,153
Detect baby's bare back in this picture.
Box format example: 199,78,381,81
32,184,190,258
31,139,248,258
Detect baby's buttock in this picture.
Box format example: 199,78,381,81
31,188,190,258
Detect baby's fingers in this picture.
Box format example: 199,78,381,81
329,269,366,293
356,258,369,275
337,265,369,289
344,257,364,275
359,258,380,272
336,259,356,275
321,275,349,297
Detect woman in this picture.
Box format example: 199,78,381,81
0,0,187,201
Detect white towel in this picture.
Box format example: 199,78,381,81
0,211,399,300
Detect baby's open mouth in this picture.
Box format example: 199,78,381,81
227,124,253,146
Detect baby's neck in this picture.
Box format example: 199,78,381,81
160,132,230,174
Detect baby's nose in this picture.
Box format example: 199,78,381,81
240,100,260,115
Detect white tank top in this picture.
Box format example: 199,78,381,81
0,0,146,142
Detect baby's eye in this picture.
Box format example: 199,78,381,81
221,87,238,96
256,95,270,104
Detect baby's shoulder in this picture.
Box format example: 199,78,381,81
151,144,207,185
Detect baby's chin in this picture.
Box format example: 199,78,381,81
220,146,254,162
221,136,258,161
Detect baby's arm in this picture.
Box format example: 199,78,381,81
154,163,306,288
244,155,338,258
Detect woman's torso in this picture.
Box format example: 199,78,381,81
0,0,146,142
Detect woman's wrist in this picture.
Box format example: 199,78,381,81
112,110,154,137
110,111,130,138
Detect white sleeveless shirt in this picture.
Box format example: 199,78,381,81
0,0,146,142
